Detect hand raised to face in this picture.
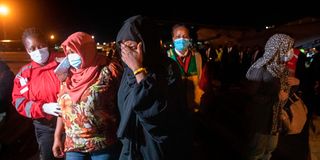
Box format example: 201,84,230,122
120,41,143,72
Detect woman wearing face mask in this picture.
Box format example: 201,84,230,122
245,33,300,160
12,27,64,160
52,32,122,160
116,15,192,160
166,24,203,113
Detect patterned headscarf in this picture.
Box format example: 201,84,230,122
246,33,294,78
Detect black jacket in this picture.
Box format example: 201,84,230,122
116,15,191,160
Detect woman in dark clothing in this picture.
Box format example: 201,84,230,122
116,15,191,160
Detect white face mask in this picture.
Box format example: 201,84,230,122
28,47,50,64
67,53,82,69
281,48,294,62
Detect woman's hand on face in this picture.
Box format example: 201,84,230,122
120,42,143,71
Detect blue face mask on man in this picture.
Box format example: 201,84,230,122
174,38,190,52
67,53,82,69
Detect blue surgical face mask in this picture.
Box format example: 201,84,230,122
173,38,190,52
67,53,82,69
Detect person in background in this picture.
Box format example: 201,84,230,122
11,27,63,160
0,59,38,159
199,56,220,114
286,48,300,75
0,60,14,125
116,15,191,160
52,32,122,160
220,41,241,89
245,33,299,160
166,24,203,112
283,46,320,160
271,47,309,160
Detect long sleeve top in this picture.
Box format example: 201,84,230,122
12,53,61,120
117,60,191,160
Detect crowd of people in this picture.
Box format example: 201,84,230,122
0,15,320,160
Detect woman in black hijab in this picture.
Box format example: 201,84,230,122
116,15,191,160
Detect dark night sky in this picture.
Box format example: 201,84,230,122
2,0,318,43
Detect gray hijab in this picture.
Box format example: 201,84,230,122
246,33,294,79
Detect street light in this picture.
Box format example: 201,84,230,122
0,4,9,39
0,5,8,15
50,34,55,40
49,34,57,49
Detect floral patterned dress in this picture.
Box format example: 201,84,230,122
58,65,120,152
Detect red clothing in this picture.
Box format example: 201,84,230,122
176,51,192,73
287,48,300,75
12,52,62,119
61,32,107,103
59,32,122,152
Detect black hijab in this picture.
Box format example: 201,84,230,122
116,15,166,71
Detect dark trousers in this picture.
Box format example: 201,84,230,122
33,119,61,160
